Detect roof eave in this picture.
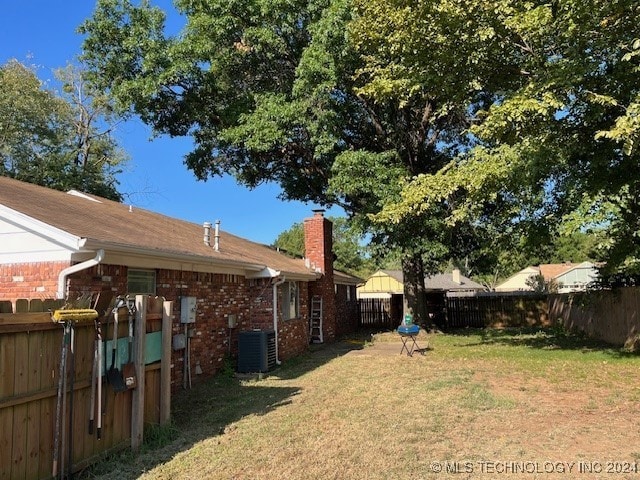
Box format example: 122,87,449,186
81,239,265,272
0,204,83,250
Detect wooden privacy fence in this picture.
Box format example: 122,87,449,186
445,294,549,329
549,287,640,346
358,298,396,329
0,296,172,480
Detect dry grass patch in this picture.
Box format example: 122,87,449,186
81,328,640,479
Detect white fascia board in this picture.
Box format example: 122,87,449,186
246,267,281,279
280,272,319,282
0,204,83,251
81,239,266,273
246,267,317,282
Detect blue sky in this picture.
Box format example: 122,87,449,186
0,1,344,245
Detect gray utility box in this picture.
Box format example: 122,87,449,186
237,330,276,373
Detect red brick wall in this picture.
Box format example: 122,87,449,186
277,281,310,360
0,261,70,306
69,265,311,389
68,263,127,299
335,284,358,336
304,211,337,342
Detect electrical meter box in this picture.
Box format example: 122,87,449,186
180,296,197,323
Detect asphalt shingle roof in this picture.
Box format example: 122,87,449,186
0,176,314,277
381,269,484,291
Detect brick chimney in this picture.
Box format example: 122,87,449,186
304,210,336,342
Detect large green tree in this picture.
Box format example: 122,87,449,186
0,60,125,199
366,0,640,277
80,0,511,321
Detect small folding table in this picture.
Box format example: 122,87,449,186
397,324,423,356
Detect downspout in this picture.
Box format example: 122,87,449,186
272,275,286,365
57,249,105,300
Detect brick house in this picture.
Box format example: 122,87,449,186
0,176,359,387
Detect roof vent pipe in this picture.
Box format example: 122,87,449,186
214,220,220,252
203,221,212,247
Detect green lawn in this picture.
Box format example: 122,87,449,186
82,328,640,479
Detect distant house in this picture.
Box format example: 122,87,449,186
495,262,599,293
357,269,485,326
357,269,485,299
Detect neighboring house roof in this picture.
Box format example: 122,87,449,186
424,273,485,291
358,270,404,297
357,269,484,298
494,266,540,292
333,269,363,286
381,269,404,283
496,262,599,292
0,176,317,280
539,263,577,280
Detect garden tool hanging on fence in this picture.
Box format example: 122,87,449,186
51,309,98,480
122,296,137,390
107,297,128,392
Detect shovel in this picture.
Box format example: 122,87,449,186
107,304,127,392
96,317,103,439
122,299,137,390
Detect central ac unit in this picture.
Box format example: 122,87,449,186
237,330,276,373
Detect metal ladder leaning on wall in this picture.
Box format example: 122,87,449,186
309,296,323,344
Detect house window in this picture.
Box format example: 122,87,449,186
127,269,156,295
346,286,352,302
282,281,299,320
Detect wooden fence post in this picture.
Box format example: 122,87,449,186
160,300,173,425
131,295,147,450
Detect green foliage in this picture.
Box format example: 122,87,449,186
273,216,374,277
0,60,125,199
143,421,180,451
273,222,305,257
358,0,640,277
80,0,487,322
525,273,558,294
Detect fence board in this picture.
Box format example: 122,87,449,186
40,327,62,478
12,333,29,479
26,401,40,480
15,300,28,313
0,332,16,397
0,407,13,480
12,404,27,479
26,332,42,480
0,301,12,314
1,299,168,480
29,300,44,313
38,397,54,480
144,367,161,425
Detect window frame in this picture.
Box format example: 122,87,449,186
127,268,157,295
282,281,299,320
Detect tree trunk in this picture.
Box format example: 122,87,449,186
402,253,428,325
